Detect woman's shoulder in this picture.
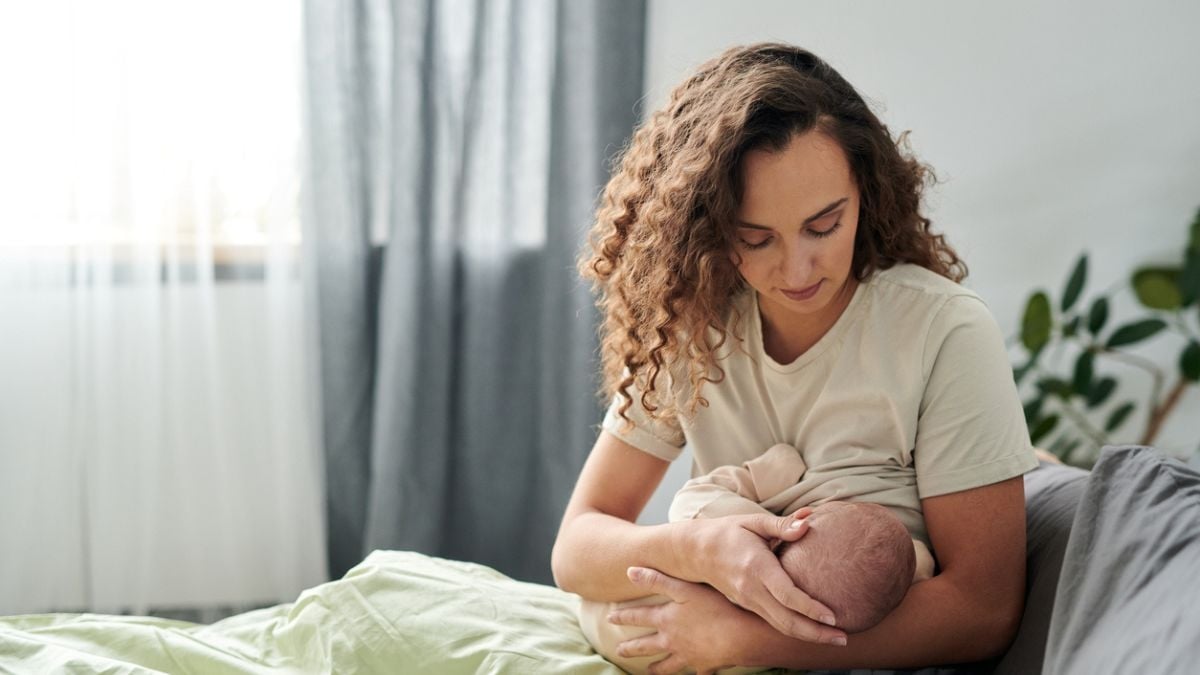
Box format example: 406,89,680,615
860,263,1002,360
866,262,984,311
868,262,970,295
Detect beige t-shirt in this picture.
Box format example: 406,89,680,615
602,263,1039,549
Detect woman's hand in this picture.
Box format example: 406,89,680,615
609,566,761,675
681,507,847,645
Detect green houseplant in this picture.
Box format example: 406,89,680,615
1011,207,1200,468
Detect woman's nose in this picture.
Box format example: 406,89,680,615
777,243,814,285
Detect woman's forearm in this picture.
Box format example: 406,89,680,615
551,509,700,602
738,574,1020,669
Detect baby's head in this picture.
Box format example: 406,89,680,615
776,501,915,633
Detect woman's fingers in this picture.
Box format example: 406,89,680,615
685,512,846,644
756,601,847,645
616,633,669,659
792,505,816,520
647,654,689,675
607,603,659,627
742,510,813,544
734,557,844,644
757,570,847,644
762,565,838,627
752,594,844,644
731,508,848,642
626,566,688,602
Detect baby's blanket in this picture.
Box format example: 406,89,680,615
0,550,621,674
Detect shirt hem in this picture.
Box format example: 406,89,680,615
600,413,683,463
917,448,1041,499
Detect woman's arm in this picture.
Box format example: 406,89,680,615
734,476,1027,669
551,430,685,601
552,430,846,644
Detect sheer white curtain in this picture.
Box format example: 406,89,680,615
0,1,326,614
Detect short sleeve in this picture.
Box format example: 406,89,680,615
600,379,686,463
914,295,1039,499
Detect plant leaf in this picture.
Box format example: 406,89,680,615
1086,377,1116,408
1132,267,1182,310
1048,436,1068,455
1087,297,1109,335
1023,396,1044,424
1181,341,1200,382
1061,438,1083,463
1063,315,1081,338
1013,361,1033,384
1030,414,1059,444
1072,350,1094,395
1106,319,1168,349
1189,206,1200,256
1181,252,1200,307
1022,292,1052,352
1061,254,1087,313
1036,377,1073,400
1105,401,1135,433
1012,346,1043,385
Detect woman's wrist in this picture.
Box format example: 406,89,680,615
665,518,710,582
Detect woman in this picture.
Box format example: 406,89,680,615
551,42,1038,674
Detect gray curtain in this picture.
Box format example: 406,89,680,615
301,0,646,582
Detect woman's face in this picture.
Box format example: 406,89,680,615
731,130,860,331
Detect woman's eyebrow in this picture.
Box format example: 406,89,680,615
737,196,848,230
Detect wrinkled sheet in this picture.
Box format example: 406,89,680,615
7,449,1193,674
1042,446,1200,674
0,550,621,674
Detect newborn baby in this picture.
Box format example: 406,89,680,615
578,443,935,675
776,501,915,629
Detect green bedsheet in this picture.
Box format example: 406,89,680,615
0,550,624,674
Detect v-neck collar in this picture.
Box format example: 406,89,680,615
750,279,869,374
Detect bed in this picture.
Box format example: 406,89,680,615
0,551,620,674
2,445,1198,674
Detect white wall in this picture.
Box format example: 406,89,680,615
639,0,1200,524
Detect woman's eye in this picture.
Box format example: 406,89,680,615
738,221,840,249
809,221,842,239
739,237,772,250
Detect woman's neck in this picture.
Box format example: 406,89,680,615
759,277,858,363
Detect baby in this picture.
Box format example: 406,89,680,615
578,443,936,675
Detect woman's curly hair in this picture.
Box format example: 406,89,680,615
580,42,967,425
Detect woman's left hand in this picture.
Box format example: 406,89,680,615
609,566,760,675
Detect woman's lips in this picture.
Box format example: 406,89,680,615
781,281,822,301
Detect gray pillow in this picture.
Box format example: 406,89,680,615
1042,446,1200,674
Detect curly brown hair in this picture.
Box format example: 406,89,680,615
580,42,967,425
